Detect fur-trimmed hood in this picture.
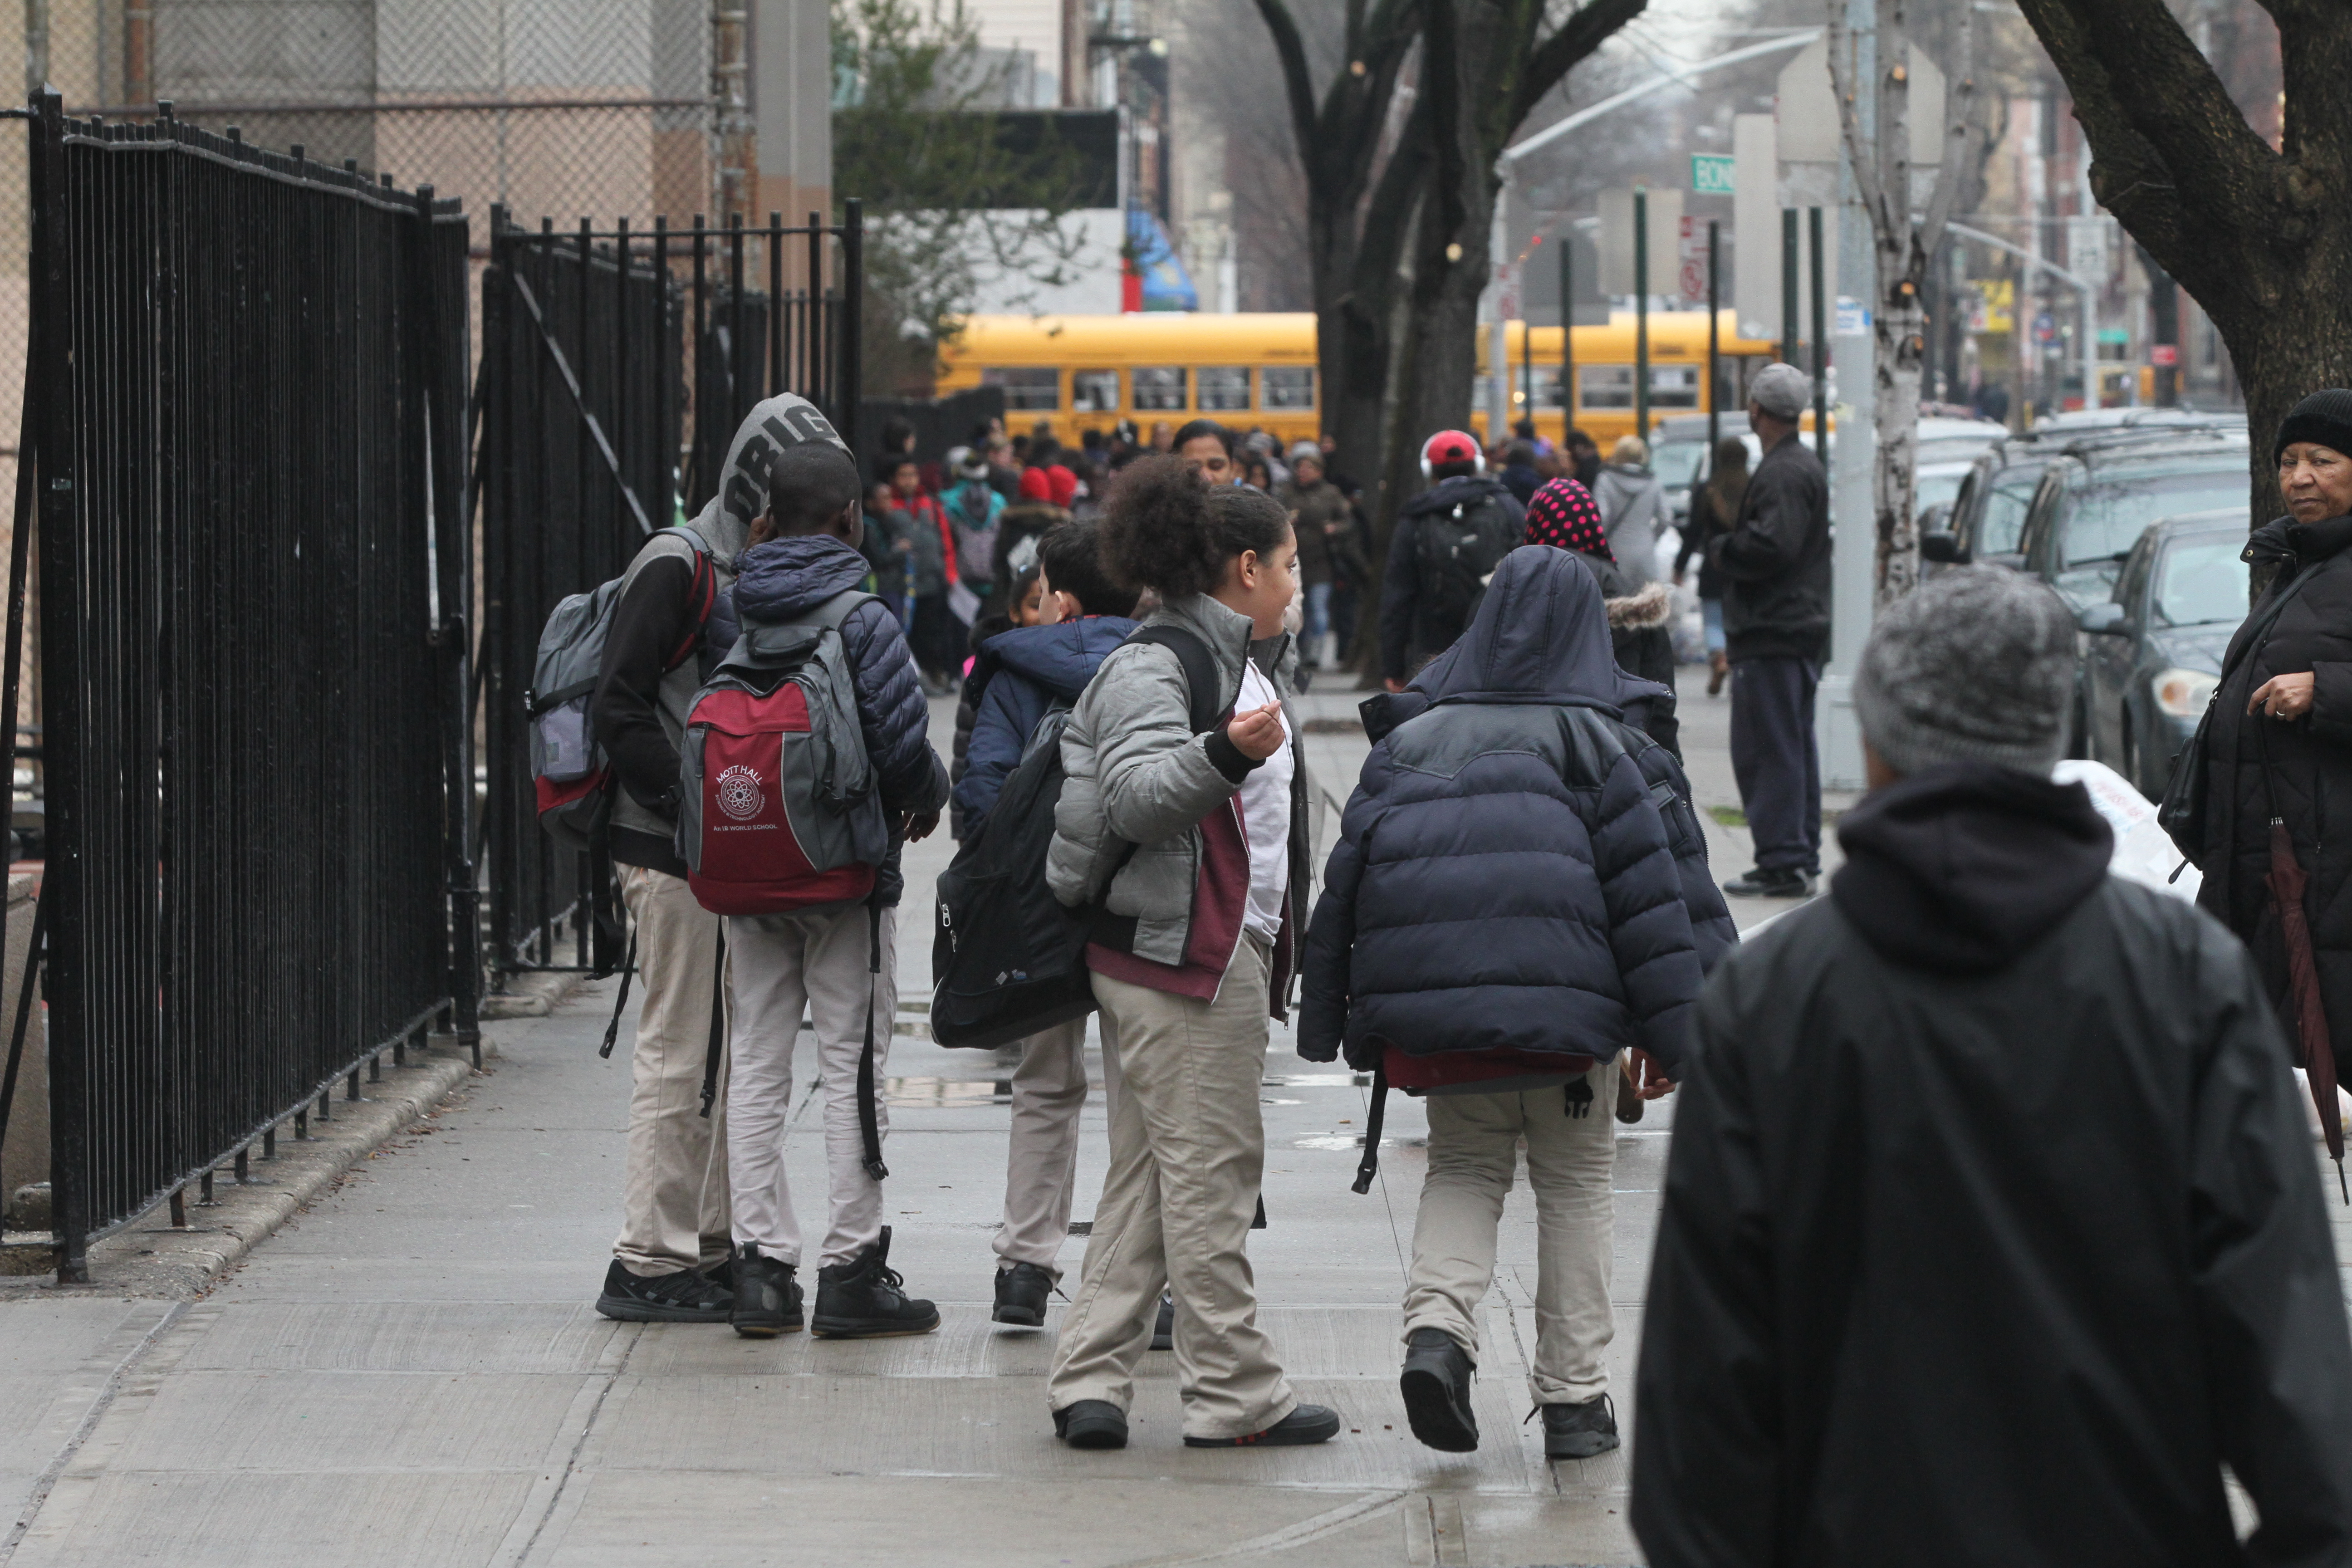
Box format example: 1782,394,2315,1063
1606,579,1674,631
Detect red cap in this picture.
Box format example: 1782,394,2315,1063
1018,467,1053,502
1048,465,1078,507
1420,429,1483,475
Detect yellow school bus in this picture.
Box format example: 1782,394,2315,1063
934,311,1787,450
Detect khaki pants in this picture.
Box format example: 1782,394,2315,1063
1403,1063,1618,1406
993,1017,1121,1279
1047,937,1296,1441
614,865,731,1277
725,903,896,1269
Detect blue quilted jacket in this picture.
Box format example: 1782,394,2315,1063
1299,545,1734,1073
715,534,949,905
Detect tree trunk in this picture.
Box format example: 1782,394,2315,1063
1873,298,1926,603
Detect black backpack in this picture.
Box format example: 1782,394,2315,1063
1414,489,1522,645
930,625,1222,1049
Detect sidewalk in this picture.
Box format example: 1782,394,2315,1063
1,667,1782,1568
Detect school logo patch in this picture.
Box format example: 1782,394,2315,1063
715,764,764,822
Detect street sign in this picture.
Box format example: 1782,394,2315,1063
1691,154,1735,196
2034,311,2058,345
2151,344,2180,367
1678,216,1706,304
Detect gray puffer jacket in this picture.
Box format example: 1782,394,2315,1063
1047,593,1307,976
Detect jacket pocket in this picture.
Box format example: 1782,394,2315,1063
1650,780,1702,858
1107,837,1199,922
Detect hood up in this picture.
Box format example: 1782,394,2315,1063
685,393,853,573
1831,762,2113,975
733,535,872,623
980,616,1141,700
1360,545,1671,740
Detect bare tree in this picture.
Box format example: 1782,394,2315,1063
2012,0,2340,528
1823,0,1982,600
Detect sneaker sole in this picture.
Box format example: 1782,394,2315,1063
1399,1367,1480,1453
992,1305,1046,1328
810,1315,942,1339
595,1294,732,1324
1060,1417,1128,1450
1184,1411,1343,1448
730,1319,804,1338
1545,1431,1622,1460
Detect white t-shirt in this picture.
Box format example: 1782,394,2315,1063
1235,661,1294,943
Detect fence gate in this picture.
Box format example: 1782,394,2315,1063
20,93,477,1274
478,205,862,978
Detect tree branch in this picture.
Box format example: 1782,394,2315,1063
1823,5,1892,238
1250,0,1324,186
1510,0,1647,127
1915,0,1978,259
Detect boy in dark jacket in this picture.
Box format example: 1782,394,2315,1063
952,521,1139,1326
1302,545,1734,1461
1632,568,2352,1568
717,440,953,1343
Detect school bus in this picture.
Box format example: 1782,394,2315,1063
933,311,1788,450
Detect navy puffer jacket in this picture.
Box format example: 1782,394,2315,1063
952,615,1139,835
1300,545,1733,1073
715,534,949,906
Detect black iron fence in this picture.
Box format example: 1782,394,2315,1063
23,92,477,1274
479,206,862,977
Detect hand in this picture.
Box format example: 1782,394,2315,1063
903,810,941,843
1384,677,1408,694
2249,672,2316,722
1225,702,1286,760
1626,1049,1676,1100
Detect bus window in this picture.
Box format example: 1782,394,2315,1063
1133,367,1187,411
1581,366,1634,409
1541,373,1568,409
1073,369,1120,412
1651,365,1700,408
1198,367,1250,411
982,367,1060,411
1262,366,1315,410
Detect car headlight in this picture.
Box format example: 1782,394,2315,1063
2153,668,2218,719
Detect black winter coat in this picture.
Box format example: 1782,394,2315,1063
2196,512,2352,1071
1378,474,1526,679
1300,546,1734,1075
1634,764,2352,1568
1711,431,1829,662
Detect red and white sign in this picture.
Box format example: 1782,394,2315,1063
2151,344,2180,367
1678,216,1707,305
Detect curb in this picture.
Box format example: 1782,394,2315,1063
0,1039,489,1299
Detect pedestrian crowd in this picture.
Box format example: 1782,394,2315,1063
562,371,2352,1562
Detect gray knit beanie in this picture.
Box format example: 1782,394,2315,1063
1749,363,1813,420
1852,568,2077,776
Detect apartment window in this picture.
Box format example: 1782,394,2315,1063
1073,369,1121,412
981,366,1060,411
1132,367,1188,411
1197,367,1251,411
1262,366,1316,410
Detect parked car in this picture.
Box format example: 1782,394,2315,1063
2075,510,2249,799
2011,433,2251,611
1924,436,2065,573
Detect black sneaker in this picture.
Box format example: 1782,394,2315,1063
1183,1403,1343,1447
1399,1328,1479,1453
1052,1399,1128,1449
699,1250,734,1293
730,1245,803,1338
993,1262,1054,1328
596,1259,733,1323
1720,866,1814,899
1151,1290,1175,1350
1538,1394,1619,1459
812,1226,941,1338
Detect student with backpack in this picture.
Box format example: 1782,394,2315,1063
691,439,952,1340
942,521,1141,1327
1041,456,1335,1452
1303,543,1733,1460
588,393,849,1324
1379,429,1526,691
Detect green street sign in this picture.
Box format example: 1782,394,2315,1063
1691,154,1736,196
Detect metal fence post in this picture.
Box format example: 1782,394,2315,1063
841,198,862,460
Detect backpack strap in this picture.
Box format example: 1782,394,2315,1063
662,527,718,672
1125,623,1226,735
856,894,889,1181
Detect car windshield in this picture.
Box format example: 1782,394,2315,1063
1651,439,1708,490
1916,471,1966,511
1978,473,2041,554
2063,470,2249,567
2153,536,2251,626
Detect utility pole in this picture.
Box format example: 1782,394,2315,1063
1817,0,1878,794
1635,187,1650,444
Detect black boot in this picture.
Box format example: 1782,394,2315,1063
812,1226,941,1339
729,1245,803,1338
1399,1328,1479,1452
993,1262,1054,1328
1539,1394,1619,1459
1720,866,1814,899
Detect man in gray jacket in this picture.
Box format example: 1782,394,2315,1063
588,394,851,1323
1712,363,1830,899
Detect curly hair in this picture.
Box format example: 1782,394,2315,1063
1099,455,1292,600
